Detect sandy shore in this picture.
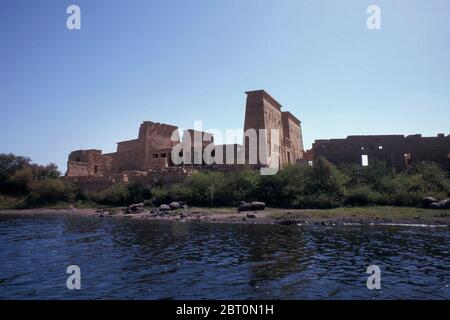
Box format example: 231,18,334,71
1,206,449,227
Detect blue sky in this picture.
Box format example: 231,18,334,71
1,0,449,172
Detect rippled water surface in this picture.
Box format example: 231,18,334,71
0,214,449,299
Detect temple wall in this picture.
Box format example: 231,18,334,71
309,134,450,170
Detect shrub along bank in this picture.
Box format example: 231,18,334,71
1,153,449,209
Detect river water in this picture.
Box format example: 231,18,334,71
0,214,448,299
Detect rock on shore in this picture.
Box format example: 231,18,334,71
238,201,266,212
422,197,450,210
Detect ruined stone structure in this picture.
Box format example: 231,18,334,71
67,150,113,177
305,134,450,171
281,111,304,165
65,88,450,193
111,121,180,172
67,123,179,179
243,90,304,168
66,89,305,189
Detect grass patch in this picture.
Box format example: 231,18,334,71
267,206,450,221
0,195,26,209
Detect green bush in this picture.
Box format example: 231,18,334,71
298,157,346,208
257,158,346,208
150,187,170,206
189,172,219,205
0,154,31,194
409,162,450,194
127,183,151,204
9,167,34,194
307,157,347,196
26,179,75,205
377,171,447,206
97,184,129,206
3,153,450,209
259,165,309,207
0,194,26,209
0,153,61,196
345,186,381,206
170,184,191,203
171,172,224,206
226,170,260,205
169,170,262,207
340,160,394,190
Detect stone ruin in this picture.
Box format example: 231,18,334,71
65,90,305,192
65,89,450,193
302,134,450,171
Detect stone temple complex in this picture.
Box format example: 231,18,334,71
65,90,305,191
65,90,450,192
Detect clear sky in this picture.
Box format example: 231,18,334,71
1,0,449,172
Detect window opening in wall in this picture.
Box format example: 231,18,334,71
361,155,369,166
404,154,412,166
76,157,81,162
153,154,159,159
160,153,166,158
94,165,98,174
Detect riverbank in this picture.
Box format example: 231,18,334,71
1,206,449,226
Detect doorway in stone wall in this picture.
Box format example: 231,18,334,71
404,154,412,167
361,155,369,166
